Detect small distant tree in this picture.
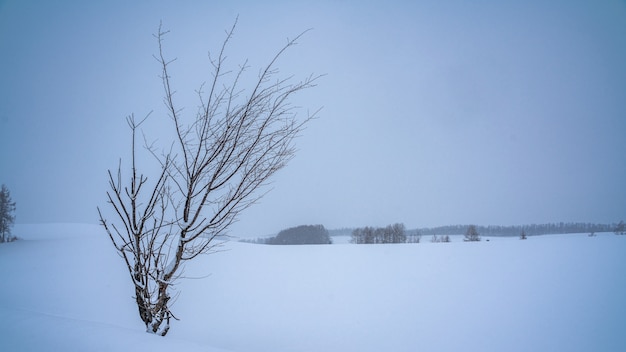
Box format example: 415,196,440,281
389,223,407,243
520,229,527,240
0,184,17,243
464,225,481,242
441,234,451,242
615,220,625,235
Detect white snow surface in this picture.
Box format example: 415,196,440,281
1,224,625,351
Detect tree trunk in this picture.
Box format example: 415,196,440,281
134,283,171,336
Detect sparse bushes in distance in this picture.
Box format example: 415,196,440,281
464,225,481,242
351,223,406,244
406,231,422,243
430,234,450,243
266,225,331,245
0,184,17,243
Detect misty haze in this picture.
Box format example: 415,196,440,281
1,1,625,351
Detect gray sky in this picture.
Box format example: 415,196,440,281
1,0,625,237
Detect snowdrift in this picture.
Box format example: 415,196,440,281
1,224,624,351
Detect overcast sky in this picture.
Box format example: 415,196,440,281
1,0,625,237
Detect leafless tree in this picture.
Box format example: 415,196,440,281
389,223,407,243
464,225,481,242
98,21,320,336
520,229,527,240
0,184,16,243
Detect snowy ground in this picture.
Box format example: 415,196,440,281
1,224,624,351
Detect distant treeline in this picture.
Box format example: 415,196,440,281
240,221,625,245
415,222,619,237
241,224,332,245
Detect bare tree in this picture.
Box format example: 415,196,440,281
98,21,320,336
0,184,16,243
389,223,407,243
464,225,481,242
520,229,527,240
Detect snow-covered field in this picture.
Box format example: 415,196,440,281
1,224,624,352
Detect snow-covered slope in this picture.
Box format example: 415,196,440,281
1,224,624,351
